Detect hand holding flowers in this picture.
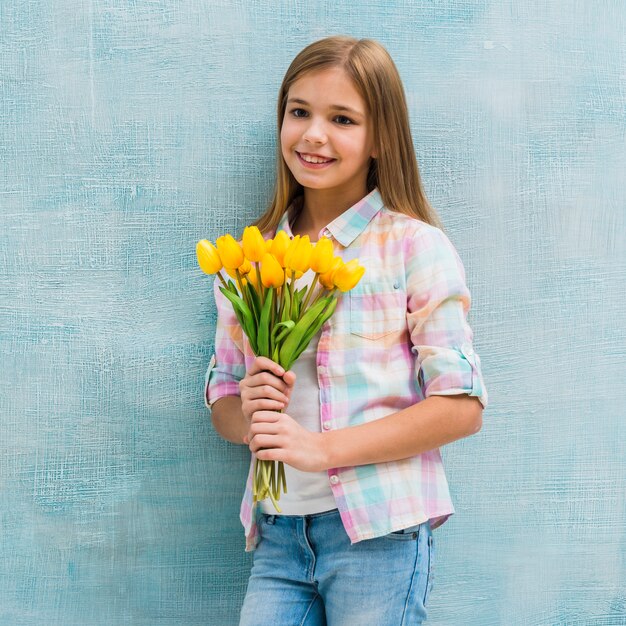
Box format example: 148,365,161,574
197,225,365,511
245,409,330,474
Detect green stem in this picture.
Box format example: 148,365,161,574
300,273,319,313
289,274,296,319
235,269,251,310
278,273,287,321
269,290,275,357
255,263,262,294
279,461,287,494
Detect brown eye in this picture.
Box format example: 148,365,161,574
335,115,354,125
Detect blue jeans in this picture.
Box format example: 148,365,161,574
239,508,435,625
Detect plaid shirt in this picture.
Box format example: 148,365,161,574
204,188,488,552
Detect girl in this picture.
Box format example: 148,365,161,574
205,35,488,625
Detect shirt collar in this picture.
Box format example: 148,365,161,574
275,188,384,247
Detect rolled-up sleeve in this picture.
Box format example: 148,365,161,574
203,271,246,409
405,225,488,410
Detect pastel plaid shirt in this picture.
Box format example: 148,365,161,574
204,188,488,552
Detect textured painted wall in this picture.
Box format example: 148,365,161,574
1,1,624,624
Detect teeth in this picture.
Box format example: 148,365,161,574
300,153,332,164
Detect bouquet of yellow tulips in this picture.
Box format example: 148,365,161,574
197,225,365,512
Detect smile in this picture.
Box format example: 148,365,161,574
296,152,336,168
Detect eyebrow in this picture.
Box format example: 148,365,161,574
286,97,365,117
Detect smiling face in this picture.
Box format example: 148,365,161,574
280,66,376,200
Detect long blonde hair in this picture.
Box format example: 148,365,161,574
252,35,444,235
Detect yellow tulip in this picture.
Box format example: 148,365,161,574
242,226,266,263
260,253,285,288
216,234,244,269
270,230,291,267
246,266,260,289
265,239,274,253
284,234,312,273
319,256,343,289
285,268,304,280
196,239,222,275
225,256,251,280
333,258,365,292
309,237,334,274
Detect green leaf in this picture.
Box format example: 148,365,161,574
246,283,261,326
290,297,337,363
293,286,307,320
271,320,295,347
219,286,258,354
278,298,329,369
257,287,274,357
281,288,292,323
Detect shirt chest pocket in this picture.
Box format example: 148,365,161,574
349,277,407,341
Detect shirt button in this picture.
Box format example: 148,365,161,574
329,475,340,485
318,365,327,375
393,281,400,289
322,421,332,430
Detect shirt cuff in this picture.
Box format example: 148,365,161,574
204,354,245,409
203,354,216,409
419,342,488,410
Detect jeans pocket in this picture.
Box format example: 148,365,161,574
383,523,422,542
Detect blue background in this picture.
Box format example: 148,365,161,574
1,1,624,624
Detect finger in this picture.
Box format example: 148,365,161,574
282,370,297,387
253,371,290,394
250,421,281,437
249,398,286,413
251,410,282,423
248,356,286,378
247,385,289,404
249,434,280,453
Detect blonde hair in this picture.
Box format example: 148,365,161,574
251,35,445,235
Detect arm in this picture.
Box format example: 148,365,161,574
249,394,482,472
321,394,482,470
321,226,487,469
211,395,248,445
249,225,488,473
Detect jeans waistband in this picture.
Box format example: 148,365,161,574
262,508,339,525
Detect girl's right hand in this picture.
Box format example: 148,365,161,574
239,356,296,427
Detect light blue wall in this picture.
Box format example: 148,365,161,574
1,1,624,624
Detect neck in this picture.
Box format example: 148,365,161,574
297,185,370,234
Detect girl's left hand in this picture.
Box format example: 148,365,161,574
244,410,328,473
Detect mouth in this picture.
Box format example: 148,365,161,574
296,152,336,169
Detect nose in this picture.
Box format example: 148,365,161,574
302,118,327,145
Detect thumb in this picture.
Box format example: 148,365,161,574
283,370,296,402
283,370,297,388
